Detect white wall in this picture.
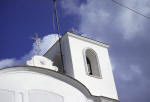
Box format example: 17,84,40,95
0,70,88,102
67,33,118,100
44,35,74,76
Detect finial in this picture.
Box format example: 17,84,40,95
31,33,41,55
71,27,77,34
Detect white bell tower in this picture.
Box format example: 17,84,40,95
44,32,118,100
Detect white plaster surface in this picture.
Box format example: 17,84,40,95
0,70,87,102
44,36,74,76
0,89,15,102
67,34,118,100
26,55,58,71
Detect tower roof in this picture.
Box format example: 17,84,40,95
44,32,109,57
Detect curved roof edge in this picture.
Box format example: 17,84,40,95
0,66,119,102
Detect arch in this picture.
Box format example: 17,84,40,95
84,48,101,78
29,89,63,102
52,54,63,72
0,89,15,102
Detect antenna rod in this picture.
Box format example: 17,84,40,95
53,0,65,73
53,0,60,35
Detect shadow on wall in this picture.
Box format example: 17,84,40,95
52,54,63,73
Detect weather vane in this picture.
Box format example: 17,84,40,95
31,33,41,55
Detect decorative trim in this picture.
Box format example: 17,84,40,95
0,88,15,102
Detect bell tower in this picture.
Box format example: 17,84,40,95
44,32,118,101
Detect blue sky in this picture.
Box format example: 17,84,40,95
0,0,150,102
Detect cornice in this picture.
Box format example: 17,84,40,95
67,32,109,48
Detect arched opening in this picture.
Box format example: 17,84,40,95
52,54,63,72
86,57,92,75
85,49,101,77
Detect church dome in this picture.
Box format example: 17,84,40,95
0,66,94,102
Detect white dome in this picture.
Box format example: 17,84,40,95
0,67,89,102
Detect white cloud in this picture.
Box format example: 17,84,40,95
118,0,150,39
79,1,110,37
61,0,79,15
119,64,142,81
0,59,18,68
61,0,150,40
0,34,59,69
38,34,59,55
130,64,142,75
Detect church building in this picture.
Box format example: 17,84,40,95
0,32,119,102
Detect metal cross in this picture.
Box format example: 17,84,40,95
31,33,41,55
71,27,77,33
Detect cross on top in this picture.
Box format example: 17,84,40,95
31,33,41,55
71,27,77,33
